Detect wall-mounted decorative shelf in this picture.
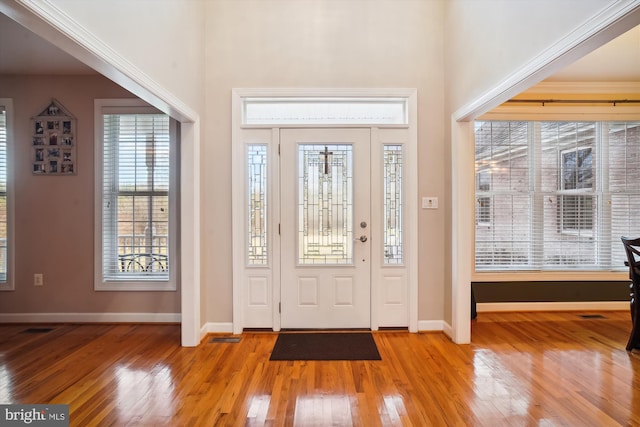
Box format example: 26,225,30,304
31,99,76,175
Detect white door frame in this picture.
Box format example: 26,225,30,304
231,88,418,334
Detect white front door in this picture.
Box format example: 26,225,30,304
280,128,371,329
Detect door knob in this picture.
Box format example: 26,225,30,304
356,235,368,243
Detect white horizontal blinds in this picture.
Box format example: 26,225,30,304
475,119,640,271
609,122,640,268
102,113,170,281
475,121,531,269
0,107,6,282
540,122,596,267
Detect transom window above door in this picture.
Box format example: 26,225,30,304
241,97,408,126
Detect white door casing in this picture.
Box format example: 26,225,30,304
232,89,418,334
280,128,371,329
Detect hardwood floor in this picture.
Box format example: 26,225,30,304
1,311,639,426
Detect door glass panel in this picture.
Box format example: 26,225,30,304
384,145,403,264
298,144,353,265
247,144,268,265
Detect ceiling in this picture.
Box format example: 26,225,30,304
0,12,639,81
0,13,94,75
545,23,640,82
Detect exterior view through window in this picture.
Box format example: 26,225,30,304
100,112,172,284
475,120,640,271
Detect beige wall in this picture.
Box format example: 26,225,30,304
444,0,613,113
0,75,180,315
2,0,629,330
50,0,206,116
204,0,447,323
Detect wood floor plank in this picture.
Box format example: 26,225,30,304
1,311,639,426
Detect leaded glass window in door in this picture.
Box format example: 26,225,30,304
298,144,353,265
247,144,268,265
384,145,403,264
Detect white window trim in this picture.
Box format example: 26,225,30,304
94,99,178,291
0,99,14,291
475,169,491,227
558,145,594,237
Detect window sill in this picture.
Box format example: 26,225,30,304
0,283,14,291
95,280,176,292
472,270,628,282
560,230,593,239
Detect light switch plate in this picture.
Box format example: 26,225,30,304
422,197,438,209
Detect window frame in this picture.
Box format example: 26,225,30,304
0,99,14,291
475,169,491,226
94,99,178,291
558,145,594,236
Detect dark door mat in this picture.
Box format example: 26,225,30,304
270,332,381,361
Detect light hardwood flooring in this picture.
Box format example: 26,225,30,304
1,311,639,426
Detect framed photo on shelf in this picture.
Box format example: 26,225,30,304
31,99,76,175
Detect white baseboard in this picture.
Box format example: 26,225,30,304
417,320,445,332
477,301,628,313
442,321,453,339
0,312,181,323
200,321,444,337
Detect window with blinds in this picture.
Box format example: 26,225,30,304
475,120,640,271
0,107,7,284
97,103,176,290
